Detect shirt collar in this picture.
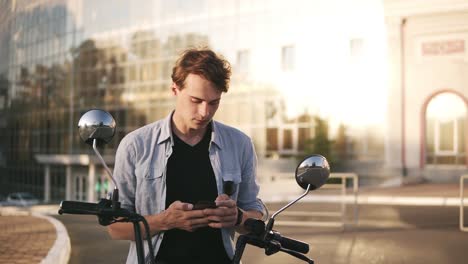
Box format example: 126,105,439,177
157,111,174,145
157,111,223,149
210,121,223,149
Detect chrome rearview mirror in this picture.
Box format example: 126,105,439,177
266,154,331,233
60,109,155,263
78,109,116,146
295,154,330,190
77,109,117,189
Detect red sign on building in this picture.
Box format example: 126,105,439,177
421,39,465,56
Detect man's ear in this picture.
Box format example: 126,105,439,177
171,83,179,95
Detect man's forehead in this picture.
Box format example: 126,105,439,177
184,73,213,85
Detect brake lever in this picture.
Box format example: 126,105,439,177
239,232,314,263
279,247,314,264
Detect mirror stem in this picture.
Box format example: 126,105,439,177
271,184,311,220
265,184,311,233
93,139,117,189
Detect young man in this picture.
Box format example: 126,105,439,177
109,48,266,264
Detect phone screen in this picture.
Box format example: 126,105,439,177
193,201,217,210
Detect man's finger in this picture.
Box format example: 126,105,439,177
203,207,225,216
208,221,233,229
189,217,210,226
204,207,236,217
207,215,236,223
215,194,230,201
207,215,222,222
186,210,207,218
170,201,193,211
215,199,236,208
182,203,194,210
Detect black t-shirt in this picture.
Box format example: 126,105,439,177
155,124,231,264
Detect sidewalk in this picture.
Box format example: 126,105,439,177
0,181,466,264
0,209,70,264
0,214,55,264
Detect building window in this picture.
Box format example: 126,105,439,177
426,93,466,165
281,45,295,71
267,128,278,151
282,129,293,150
298,127,312,151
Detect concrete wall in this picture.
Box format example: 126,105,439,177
384,0,468,182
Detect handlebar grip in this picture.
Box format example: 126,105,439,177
243,218,266,236
59,201,100,215
272,232,309,254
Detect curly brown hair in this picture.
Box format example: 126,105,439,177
171,48,232,92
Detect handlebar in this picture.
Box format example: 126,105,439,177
59,201,100,215
243,218,308,254
58,198,155,264
234,218,313,264
270,230,309,254
59,200,136,220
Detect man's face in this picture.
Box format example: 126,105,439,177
172,73,222,132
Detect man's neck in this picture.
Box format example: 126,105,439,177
171,116,208,146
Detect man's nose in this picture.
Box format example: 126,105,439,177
199,103,209,118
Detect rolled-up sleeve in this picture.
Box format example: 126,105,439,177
237,137,267,216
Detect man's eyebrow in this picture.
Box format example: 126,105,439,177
190,96,221,103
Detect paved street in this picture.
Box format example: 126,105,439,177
55,203,468,264
53,214,129,264
242,203,468,264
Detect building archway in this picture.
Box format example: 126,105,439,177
420,90,468,169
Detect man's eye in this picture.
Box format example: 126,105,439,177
191,99,202,103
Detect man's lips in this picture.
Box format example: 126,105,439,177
194,119,208,124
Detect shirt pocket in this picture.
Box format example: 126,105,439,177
145,166,164,180
137,165,164,215
134,165,148,180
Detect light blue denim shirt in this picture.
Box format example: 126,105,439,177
113,112,266,264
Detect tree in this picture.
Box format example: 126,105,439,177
298,116,336,166
332,123,349,171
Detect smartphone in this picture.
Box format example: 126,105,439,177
193,201,217,210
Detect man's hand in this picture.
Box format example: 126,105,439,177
203,194,238,228
162,201,210,232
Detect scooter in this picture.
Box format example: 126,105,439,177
58,109,331,264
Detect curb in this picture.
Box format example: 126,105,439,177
34,213,71,264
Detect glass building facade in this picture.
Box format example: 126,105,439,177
0,0,387,201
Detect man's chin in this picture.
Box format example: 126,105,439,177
192,120,209,129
